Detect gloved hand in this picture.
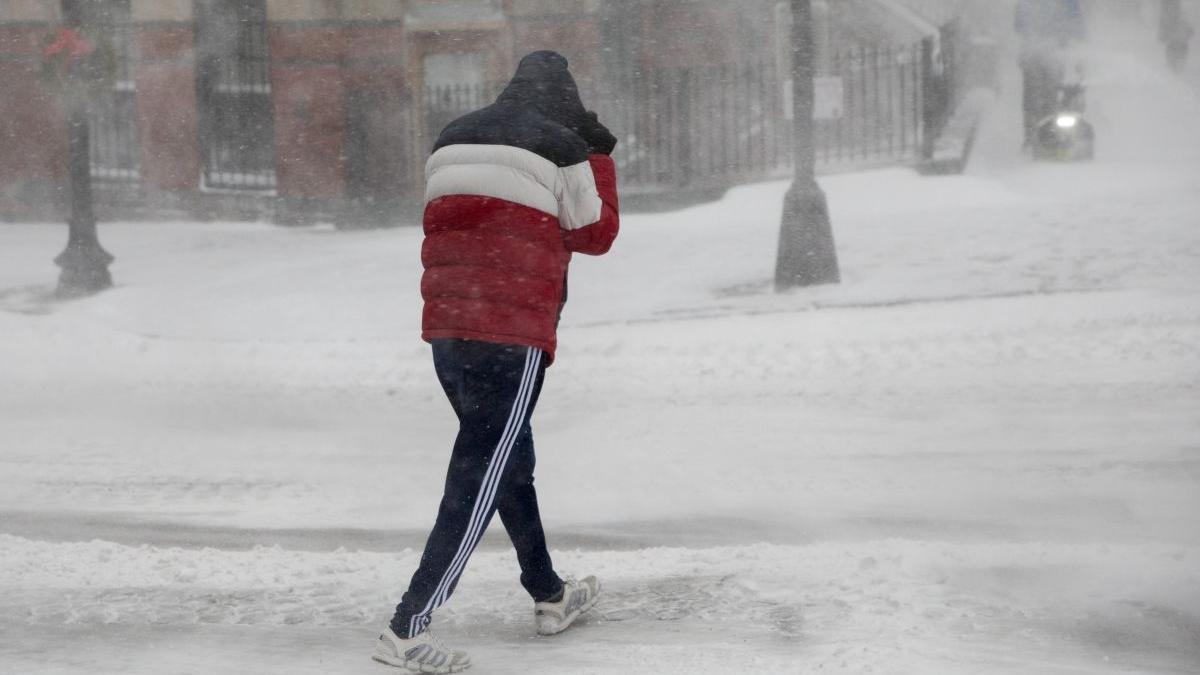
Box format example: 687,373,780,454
576,111,617,155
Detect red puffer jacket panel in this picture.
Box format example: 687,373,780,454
421,148,619,363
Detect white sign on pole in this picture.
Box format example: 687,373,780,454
782,76,844,120
814,76,844,120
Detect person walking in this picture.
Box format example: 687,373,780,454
372,50,620,674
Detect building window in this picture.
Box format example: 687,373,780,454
422,52,485,90
194,0,276,191
81,0,140,182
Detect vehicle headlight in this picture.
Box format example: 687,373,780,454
1056,115,1079,129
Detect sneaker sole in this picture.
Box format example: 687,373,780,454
372,647,470,674
536,587,601,636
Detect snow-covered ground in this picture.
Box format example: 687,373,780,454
3,19,1200,675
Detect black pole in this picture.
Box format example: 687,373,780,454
775,0,839,291
54,0,113,298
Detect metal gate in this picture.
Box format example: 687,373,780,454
81,0,140,181
194,0,276,191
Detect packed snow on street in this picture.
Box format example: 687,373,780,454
3,22,1199,675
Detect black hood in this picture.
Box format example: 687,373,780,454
496,50,589,131
432,50,592,167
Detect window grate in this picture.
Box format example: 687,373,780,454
81,0,140,182
195,0,277,191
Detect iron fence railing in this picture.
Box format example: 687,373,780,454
80,14,962,207
392,34,938,197
419,83,498,146
824,43,925,167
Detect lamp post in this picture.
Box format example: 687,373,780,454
53,0,113,298
775,0,839,291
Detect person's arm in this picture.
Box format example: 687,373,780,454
559,112,619,255
563,154,619,255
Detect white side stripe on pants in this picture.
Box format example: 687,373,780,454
409,347,542,636
435,348,541,606
426,348,540,616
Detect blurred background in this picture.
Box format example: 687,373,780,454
2,2,1199,674
5,0,1190,227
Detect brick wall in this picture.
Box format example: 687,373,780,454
270,25,349,202
135,22,200,193
0,19,67,217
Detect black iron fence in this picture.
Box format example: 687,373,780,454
421,83,498,145
596,62,790,191
590,44,926,193
824,43,925,167
81,14,963,210
392,34,942,198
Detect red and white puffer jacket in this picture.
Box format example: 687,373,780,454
420,146,620,363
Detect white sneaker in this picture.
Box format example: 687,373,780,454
535,575,601,635
372,626,471,673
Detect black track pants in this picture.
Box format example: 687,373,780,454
391,339,562,638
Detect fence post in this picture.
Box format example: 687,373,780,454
919,35,939,161
675,68,692,187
